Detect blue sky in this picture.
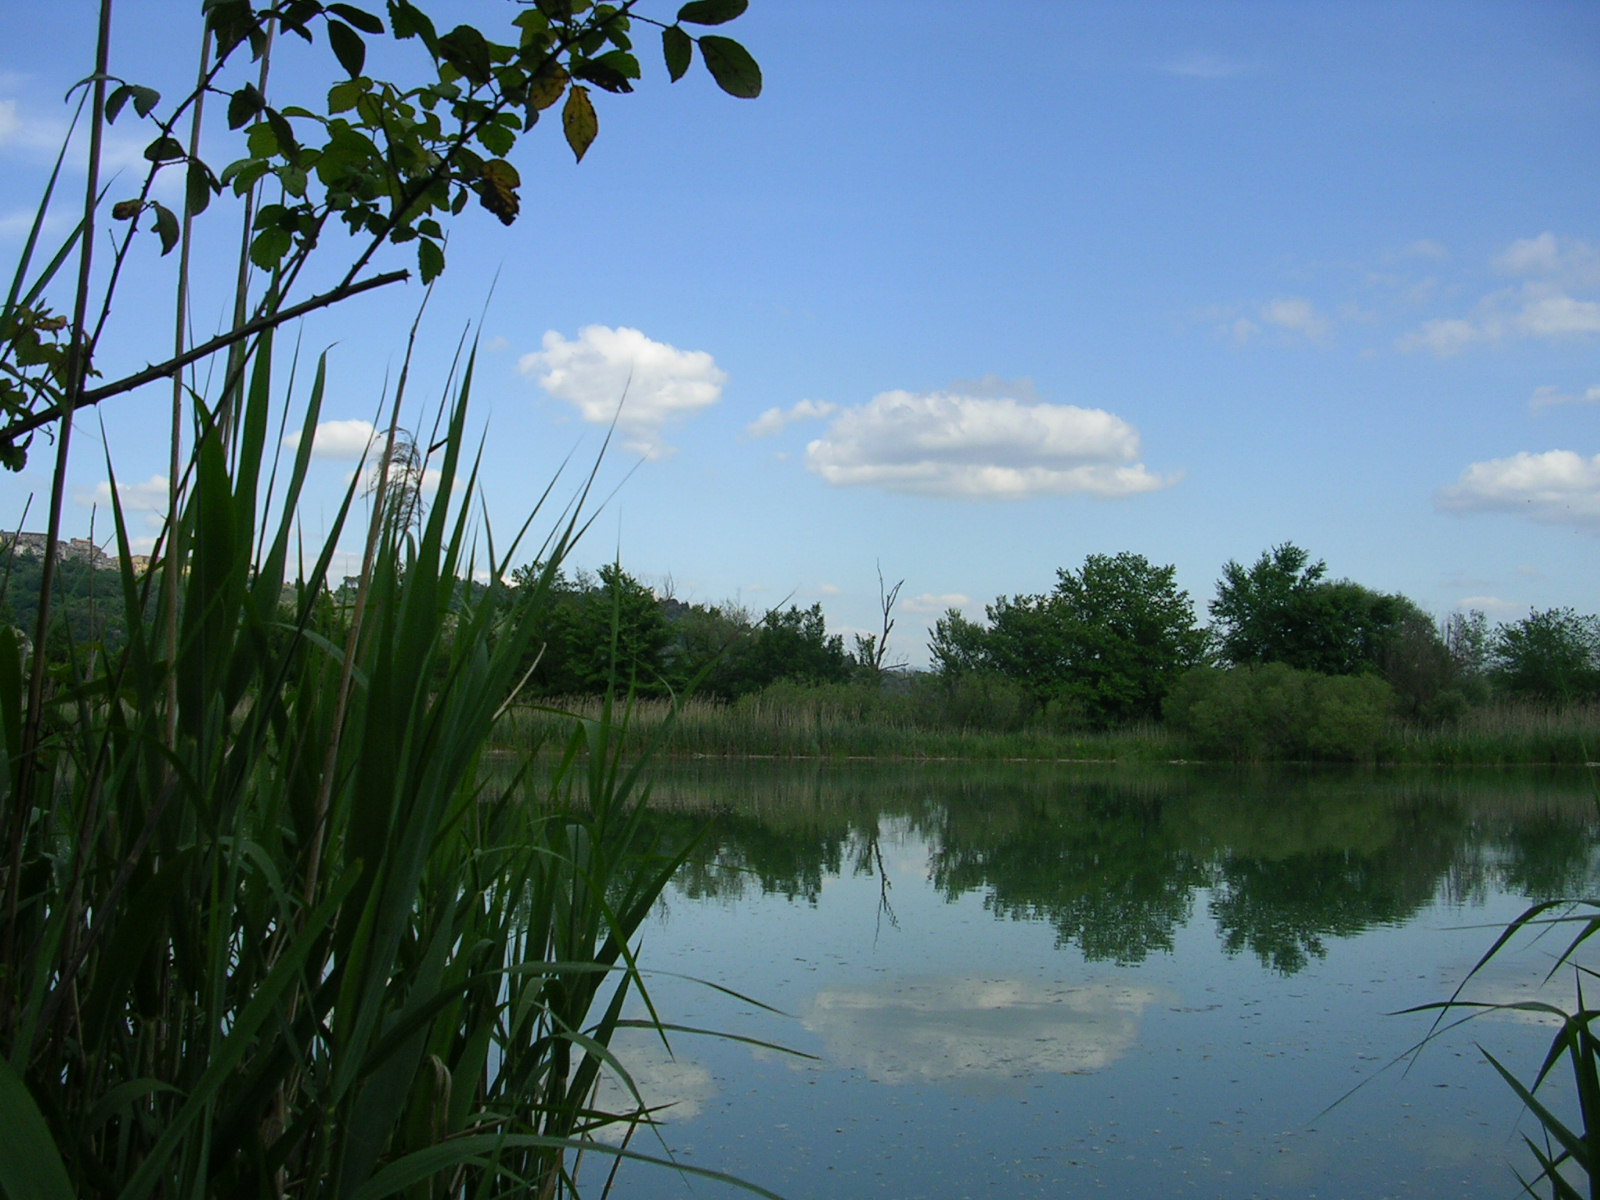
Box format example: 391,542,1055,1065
2,2,1597,665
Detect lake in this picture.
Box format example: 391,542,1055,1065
593,760,1599,1200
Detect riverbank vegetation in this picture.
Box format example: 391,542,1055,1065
481,544,1600,765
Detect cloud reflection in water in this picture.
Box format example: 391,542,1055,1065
803,976,1163,1094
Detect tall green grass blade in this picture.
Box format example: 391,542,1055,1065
0,1055,74,1200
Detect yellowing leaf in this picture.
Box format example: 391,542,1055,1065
529,64,568,111
475,159,521,225
562,84,597,163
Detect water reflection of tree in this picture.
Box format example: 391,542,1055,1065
635,761,1600,975
1496,812,1600,898
1204,792,1468,973
928,787,1210,966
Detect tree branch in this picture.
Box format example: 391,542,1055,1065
1,268,409,444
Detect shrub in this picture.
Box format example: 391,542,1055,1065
1165,663,1394,761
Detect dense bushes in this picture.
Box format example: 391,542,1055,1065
1164,664,1395,761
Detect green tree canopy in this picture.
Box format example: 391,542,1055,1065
948,552,1207,728
1491,607,1600,703
1210,543,1414,676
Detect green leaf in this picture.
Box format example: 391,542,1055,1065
417,237,444,284
698,35,761,98
562,84,597,162
0,1056,74,1200
327,78,364,114
249,225,293,270
227,82,264,129
478,119,515,156
151,202,180,255
328,2,384,34
184,160,216,217
438,25,493,86
265,108,301,158
106,84,132,123
387,0,436,46
143,136,185,163
677,0,747,26
222,156,270,195
129,85,161,117
571,57,634,95
661,25,691,82
245,120,278,157
326,19,367,77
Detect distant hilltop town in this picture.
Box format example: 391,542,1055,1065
1,533,151,574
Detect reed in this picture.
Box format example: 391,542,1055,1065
1375,703,1600,766
503,691,1187,763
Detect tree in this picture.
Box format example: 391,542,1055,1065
850,565,905,683
736,602,852,692
1491,608,1600,704
983,552,1207,727
929,607,991,678
1211,543,1411,676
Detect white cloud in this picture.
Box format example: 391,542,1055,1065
745,398,837,439
1436,449,1600,532
902,592,971,614
1530,385,1600,411
1516,291,1600,338
80,473,170,513
284,418,378,460
804,389,1176,500
1458,594,1523,619
815,581,841,596
1494,232,1600,284
1400,235,1600,355
1260,295,1331,341
519,325,726,460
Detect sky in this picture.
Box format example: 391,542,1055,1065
1,1,1597,666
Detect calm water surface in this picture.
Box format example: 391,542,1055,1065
599,761,1599,1200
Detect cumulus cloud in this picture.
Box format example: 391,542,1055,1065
1531,385,1600,411
1260,295,1331,341
283,418,378,459
519,325,726,460
1436,449,1600,532
80,473,169,512
804,389,1175,500
745,398,837,439
1399,234,1600,355
1494,232,1600,284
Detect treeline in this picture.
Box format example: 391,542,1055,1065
498,542,1598,762
501,562,861,700
12,538,1597,761
930,543,1600,759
